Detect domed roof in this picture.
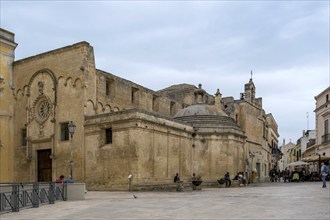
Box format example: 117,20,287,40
174,104,240,129
174,104,228,117
173,84,241,130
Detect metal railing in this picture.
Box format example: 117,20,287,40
306,139,316,148
0,182,66,213
321,133,330,143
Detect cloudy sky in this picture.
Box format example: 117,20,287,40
1,0,329,144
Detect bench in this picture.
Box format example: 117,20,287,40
218,179,243,188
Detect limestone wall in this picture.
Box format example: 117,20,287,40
84,110,245,190
0,29,17,182
95,70,182,117
12,42,95,182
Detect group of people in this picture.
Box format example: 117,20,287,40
223,172,247,187
269,168,307,182
173,162,329,189
56,175,74,184
174,172,247,188
233,172,247,186
268,169,303,182
269,161,329,188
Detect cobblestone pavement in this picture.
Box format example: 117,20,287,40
1,181,329,220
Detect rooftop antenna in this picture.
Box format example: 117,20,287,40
306,112,309,130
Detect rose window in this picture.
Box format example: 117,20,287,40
32,95,53,124
38,100,51,119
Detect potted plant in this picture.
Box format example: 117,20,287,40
192,174,203,186
217,178,226,185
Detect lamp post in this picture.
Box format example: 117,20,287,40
315,152,321,174
249,151,255,183
68,121,76,180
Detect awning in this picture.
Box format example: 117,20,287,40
286,161,310,167
302,155,330,163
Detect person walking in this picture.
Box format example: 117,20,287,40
320,162,329,188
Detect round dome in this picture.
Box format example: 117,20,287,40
174,104,240,129
174,104,228,118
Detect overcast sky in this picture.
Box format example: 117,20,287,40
1,0,329,145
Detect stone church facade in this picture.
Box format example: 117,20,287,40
0,28,279,189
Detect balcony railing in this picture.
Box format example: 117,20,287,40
321,133,330,143
307,139,316,148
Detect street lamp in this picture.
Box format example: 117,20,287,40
68,121,76,180
249,151,255,183
315,152,321,174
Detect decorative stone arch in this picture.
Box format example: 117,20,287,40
113,106,120,112
23,85,29,96
15,89,23,100
64,77,73,87
27,68,58,105
97,102,104,114
104,104,111,113
73,78,83,88
57,76,66,86
84,99,95,116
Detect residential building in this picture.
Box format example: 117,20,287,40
314,87,330,157
301,87,330,172
300,130,316,155
279,139,296,170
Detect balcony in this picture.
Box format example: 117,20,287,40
306,139,316,148
321,133,330,143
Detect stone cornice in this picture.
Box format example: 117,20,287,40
246,139,262,146
85,108,187,125
314,86,330,100
314,102,330,113
14,41,90,66
29,137,52,144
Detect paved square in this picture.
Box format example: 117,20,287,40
1,182,329,220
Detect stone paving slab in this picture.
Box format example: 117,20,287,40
1,182,329,220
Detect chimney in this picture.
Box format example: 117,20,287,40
215,88,222,110
194,84,206,104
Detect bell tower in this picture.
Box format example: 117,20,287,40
0,28,17,182
244,70,256,103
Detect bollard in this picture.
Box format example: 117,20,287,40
63,183,67,201
128,174,133,191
